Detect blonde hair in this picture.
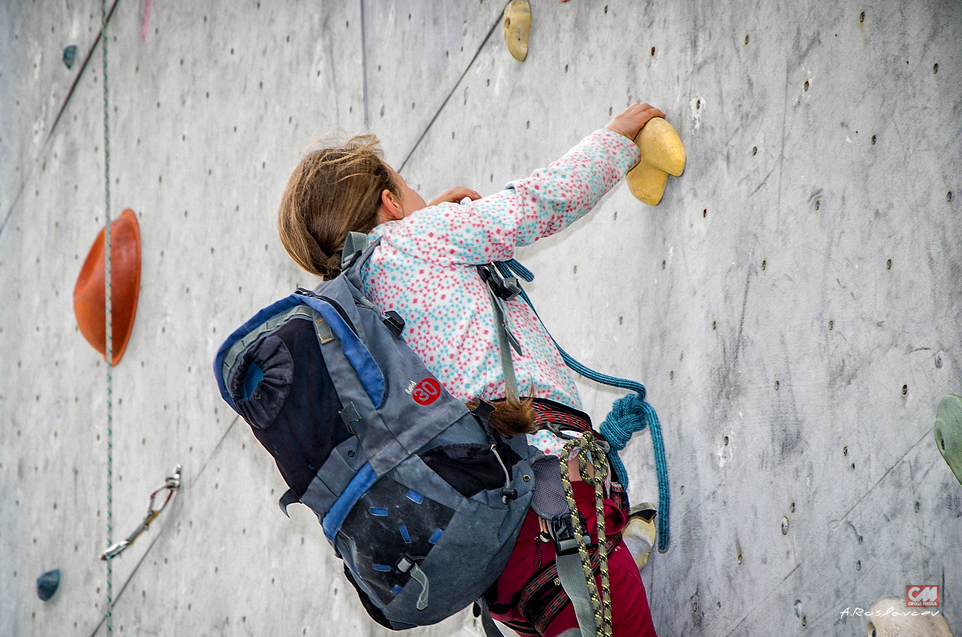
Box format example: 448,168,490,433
278,134,399,279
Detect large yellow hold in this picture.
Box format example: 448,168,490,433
626,117,686,206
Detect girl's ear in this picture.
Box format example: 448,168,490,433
378,189,403,224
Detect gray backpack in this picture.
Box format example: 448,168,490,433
213,235,534,630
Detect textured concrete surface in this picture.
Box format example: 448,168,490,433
2,1,960,635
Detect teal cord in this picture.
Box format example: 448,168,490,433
101,0,113,631
496,260,671,552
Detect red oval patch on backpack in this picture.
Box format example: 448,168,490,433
411,378,441,405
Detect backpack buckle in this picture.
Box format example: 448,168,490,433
477,265,520,300
382,311,405,338
549,511,591,556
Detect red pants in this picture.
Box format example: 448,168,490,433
489,481,658,636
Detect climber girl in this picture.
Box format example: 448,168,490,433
277,102,664,636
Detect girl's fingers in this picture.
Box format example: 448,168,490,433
605,103,667,139
428,187,481,207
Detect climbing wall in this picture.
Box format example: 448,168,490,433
2,1,960,635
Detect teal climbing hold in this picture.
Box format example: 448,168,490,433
62,45,77,69
935,394,962,487
37,569,61,601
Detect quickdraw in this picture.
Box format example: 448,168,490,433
100,465,182,561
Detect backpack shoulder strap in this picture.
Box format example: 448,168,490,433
340,231,370,271
341,232,381,293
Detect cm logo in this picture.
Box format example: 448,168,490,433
905,585,939,607
411,378,442,405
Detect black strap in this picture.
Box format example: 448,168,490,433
473,598,506,637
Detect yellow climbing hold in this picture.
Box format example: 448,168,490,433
622,503,657,570
626,117,686,206
503,0,531,62
867,597,953,637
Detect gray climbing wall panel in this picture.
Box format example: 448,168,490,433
1,1,960,635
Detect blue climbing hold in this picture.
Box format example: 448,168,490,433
62,45,77,69
37,569,61,601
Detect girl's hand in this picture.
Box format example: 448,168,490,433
605,103,666,140
428,187,482,207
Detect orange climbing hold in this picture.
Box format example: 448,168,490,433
73,208,142,365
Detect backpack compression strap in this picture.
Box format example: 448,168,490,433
476,264,523,401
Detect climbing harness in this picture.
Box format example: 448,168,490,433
476,259,667,636
501,533,622,636
494,259,671,552
100,465,182,561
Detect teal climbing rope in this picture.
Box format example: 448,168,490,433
100,0,114,632
495,259,671,552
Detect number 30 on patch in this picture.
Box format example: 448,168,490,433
410,378,441,405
